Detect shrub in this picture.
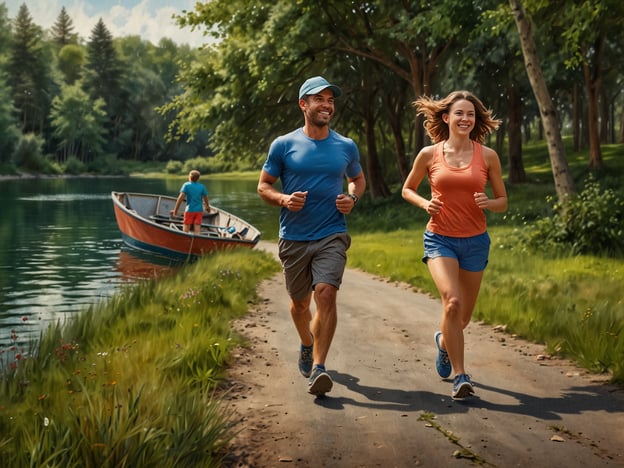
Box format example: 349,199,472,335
87,154,126,175
165,160,184,174
0,124,19,165
63,156,87,175
42,155,63,175
13,133,46,171
0,162,17,174
182,156,220,175
523,175,624,256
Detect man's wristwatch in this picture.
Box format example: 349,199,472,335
348,193,359,204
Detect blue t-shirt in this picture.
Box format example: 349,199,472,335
262,128,362,241
180,181,208,212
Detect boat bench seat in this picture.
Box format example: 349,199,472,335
150,214,248,239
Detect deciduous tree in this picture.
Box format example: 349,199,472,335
57,44,84,85
50,84,107,162
509,0,575,202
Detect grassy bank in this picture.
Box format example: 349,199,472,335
0,249,280,466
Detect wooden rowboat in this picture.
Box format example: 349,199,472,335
112,191,261,259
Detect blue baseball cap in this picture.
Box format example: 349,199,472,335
298,76,342,99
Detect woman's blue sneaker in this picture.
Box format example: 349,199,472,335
434,331,452,378
298,343,313,377
452,374,475,399
308,367,333,395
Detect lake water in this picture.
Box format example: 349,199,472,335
0,176,277,347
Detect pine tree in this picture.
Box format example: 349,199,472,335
82,18,127,149
50,6,78,48
0,3,11,55
0,75,20,165
8,4,53,135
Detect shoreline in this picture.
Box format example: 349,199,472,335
0,173,126,181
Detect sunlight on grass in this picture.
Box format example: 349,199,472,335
348,229,436,294
482,231,623,376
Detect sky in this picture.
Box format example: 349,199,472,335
4,0,209,47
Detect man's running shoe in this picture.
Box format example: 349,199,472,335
298,343,313,378
434,331,452,378
308,367,333,395
452,374,475,399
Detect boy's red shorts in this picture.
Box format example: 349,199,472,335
183,212,203,225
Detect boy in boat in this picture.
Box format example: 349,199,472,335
170,170,211,234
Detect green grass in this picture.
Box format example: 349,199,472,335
0,249,280,467
483,230,623,377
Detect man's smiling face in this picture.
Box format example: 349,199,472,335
301,88,335,128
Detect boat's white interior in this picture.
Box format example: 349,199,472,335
115,192,260,241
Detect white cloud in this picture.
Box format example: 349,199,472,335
4,0,208,47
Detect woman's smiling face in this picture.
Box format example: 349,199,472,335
444,99,476,135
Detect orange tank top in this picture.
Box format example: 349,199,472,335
426,141,489,237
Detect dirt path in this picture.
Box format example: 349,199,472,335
223,241,623,467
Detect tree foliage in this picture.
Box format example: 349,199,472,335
50,84,107,162
0,3,204,168
169,0,623,200
169,0,499,197
0,72,19,165
8,4,52,135
50,6,78,48
0,0,621,186
57,44,84,85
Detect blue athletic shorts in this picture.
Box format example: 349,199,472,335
422,230,490,272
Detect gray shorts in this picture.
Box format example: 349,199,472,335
278,232,351,301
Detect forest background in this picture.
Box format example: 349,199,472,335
0,0,622,193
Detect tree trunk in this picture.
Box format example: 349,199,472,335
572,83,580,152
384,85,410,182
506,84,527,183
363,117,391,200
388,115,409,182
363,82,391,200
509,0,575,202
620,106,624,144
581,40,603,170
599,86,609,144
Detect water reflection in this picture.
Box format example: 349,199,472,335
114,249,181,282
